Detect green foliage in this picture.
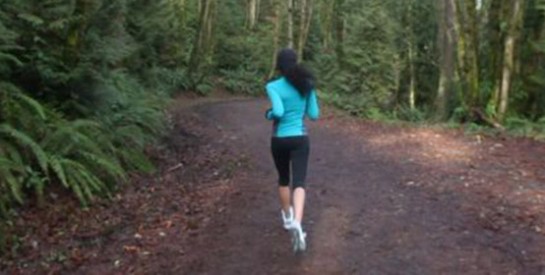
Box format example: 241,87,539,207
451,106,469,123
393,105,427,122
143,67,192,95
314,0,400,112
214,2,275,95
221,69,263,95
0,0,189,222
505,116,545,139
311,0,439,119
0,86,133,211
519,0,545,120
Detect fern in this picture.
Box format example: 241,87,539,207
10,90,47,120
61,158,108,205
0,0,174,236
60,159,91,204
70,165,100,201
0,157,22,171
0,53,23,67
0,124,49,176
41,119,98,150
79,152,126,182
17,13,45,27
117,148,155,173
47,155,68,188
0,85,155,212
1,169,23,204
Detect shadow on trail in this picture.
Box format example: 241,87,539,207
176,99,545,275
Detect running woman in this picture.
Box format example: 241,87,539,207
265,48,320,252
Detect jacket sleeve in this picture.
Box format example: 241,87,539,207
266,85,284,120
306,89,320,120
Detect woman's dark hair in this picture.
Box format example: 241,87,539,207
276,48,315,96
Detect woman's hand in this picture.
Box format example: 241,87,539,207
265,108,273,120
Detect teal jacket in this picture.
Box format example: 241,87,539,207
265,77,320,137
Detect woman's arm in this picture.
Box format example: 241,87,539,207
266,86,284,120
306,90,320,120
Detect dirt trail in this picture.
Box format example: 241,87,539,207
2,98,545,275
172,99,545,274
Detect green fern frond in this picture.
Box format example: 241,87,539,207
10,91,47,120
117,148,155,173
63,157,110,203
73,167,106,194
42,120,105,155
66,175,86,206
129,116,163,136
69,119,103,130
17,13,45,26
1,169,23,204
70,168,97,201
0,53,23,67
25,172,47,204
61,159,92,205
0,156,24,172
79,152,126,182
0,124,49,175
114,124,147,148
48,155,68,188
0,143,25,172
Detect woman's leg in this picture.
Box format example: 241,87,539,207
293,187,305,223
271,138,291,213
291,137,309,223
278,186,291,213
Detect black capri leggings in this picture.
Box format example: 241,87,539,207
271,136,309,189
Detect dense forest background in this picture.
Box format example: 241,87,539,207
1,0,545,249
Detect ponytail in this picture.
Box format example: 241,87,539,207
283,64,315,97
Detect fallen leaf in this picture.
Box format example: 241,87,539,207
123,245,140,253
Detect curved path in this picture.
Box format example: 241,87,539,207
171,99,545,275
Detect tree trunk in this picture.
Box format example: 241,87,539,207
296,0,313,60
408,41,416,110
204,0,216,57
408,0,416,110
189,0,216,80
319,0,335,49
452,0,480,110
287,0,294,48
178,0,187,22
435,0,455,120
393,53,402,106
334,0,345,65
303,0,313,53
463,0,480,107
297,0,307,58
435,0,446,116
487,0,506,117
268,0,282,78
246,0,260,30
497,0,525,121
256,0,261,27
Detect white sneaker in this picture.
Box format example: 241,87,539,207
281,207,294,230
289,220,306,252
